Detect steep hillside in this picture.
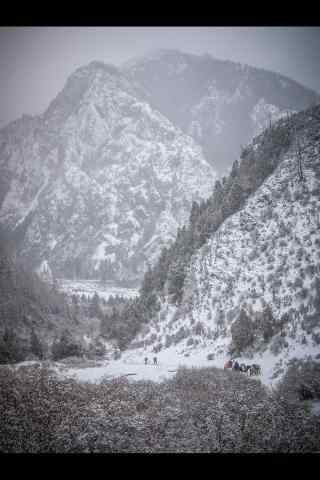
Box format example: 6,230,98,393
0,61,216,284
122,105,320,382
0,239,74,359
0,235,116,363
124,49,319,173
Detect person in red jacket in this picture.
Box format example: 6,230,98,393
224,359,233,369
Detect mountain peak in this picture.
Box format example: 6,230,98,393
122,48,197,69
73,60,120,77
42,61,123,124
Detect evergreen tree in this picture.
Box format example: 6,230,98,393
259,305,277,342
89,292,102,319
51,330,82,361
230,159,240,180
71,294,79,316
153,246,170,292
212,180,224,207
30,329,44,359
189,201,200,227
225,179,245,213
231,309,255,354
0,328,25,363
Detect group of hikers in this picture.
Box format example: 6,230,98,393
142,356,261,375
224,359,261,376
144,356,157,365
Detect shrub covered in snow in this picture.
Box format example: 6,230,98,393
0,329,28,364
186,337,194,346
1,364,319,453
51,330,84,361
270,335,288,355
276,358,320,403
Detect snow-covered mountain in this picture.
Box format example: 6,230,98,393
128,105,320,384
124,49,319,174
1,51,319,288
0,61,216,284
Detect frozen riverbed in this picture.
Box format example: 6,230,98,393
57,278,139,301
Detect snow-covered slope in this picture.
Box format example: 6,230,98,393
128,107,320,384
0,61,216,284
124,49,319,173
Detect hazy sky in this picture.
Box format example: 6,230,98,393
0,26,320,128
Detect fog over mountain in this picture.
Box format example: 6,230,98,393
124,49,319,173
1,27,320,129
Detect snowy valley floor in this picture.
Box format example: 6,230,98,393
13,337,318,392
54,280,320,388
57,278,139,301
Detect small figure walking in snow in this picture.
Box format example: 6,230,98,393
233,360,240,371
144,357,148,365
153,356,157,365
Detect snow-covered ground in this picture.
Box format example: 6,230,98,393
8,337,320,401
57,278,139,301
61,358,179,383
55,332,320,389
310,401,320,416
51,349,278,387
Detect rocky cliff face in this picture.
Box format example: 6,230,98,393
129,106,320,382
0,61,216,284
124,49,319,174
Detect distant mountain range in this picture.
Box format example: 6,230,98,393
124,49,319,173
